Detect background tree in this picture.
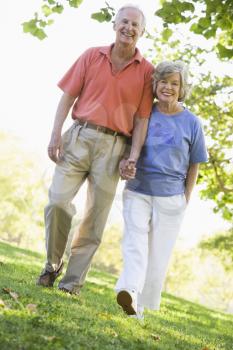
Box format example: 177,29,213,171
22,0,114,40
155,0,233,59
23,0,233,60
199,229,233,271
0,132,47,249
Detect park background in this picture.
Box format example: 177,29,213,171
0,0,232,317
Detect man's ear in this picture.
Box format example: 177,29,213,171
113,21,116,31
140,28,145,37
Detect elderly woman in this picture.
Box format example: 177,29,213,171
115,61,208,319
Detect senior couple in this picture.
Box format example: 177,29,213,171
37,5,207,320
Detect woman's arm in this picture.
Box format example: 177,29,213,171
185,163,199,203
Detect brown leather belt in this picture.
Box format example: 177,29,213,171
76,119,126,137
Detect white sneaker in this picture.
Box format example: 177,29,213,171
129,305,144,320
117,290,137,315
136,305,144,320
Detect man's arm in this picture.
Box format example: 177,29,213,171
119,116,149,180
129,116,149,162
185,163,199,203
48,92,76,163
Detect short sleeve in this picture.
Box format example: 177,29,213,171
57,48,93,98
190,119,208,163
136,63,154,118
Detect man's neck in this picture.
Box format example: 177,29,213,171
111,43,136,62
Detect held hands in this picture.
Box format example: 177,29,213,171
47,133,63,163
119,158,137,180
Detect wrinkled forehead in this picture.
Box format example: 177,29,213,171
115,7,144,26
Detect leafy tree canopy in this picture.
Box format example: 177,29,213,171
22,0,114,40
23,0,233,60
155,0,233,59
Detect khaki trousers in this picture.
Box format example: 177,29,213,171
44,122,127,292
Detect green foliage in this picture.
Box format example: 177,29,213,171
156,0,233,59
199,229,233,271
91,2,115,23
22,0,83,39
156,1,195,24
188,75,233,222
1,241,233,350
0,132,47,248
69,0,83,8
23,0,233,60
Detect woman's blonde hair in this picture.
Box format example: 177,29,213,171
153,60,191,102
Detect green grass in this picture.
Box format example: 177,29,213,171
0,241,232,350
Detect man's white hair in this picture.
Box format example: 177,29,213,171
114,4,146,29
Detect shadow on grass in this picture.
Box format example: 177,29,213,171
0,240,43,260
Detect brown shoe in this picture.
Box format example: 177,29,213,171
36,261,64,287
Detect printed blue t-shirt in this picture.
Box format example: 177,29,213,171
126,105,208,196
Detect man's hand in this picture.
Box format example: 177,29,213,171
47,134,63,163
119,158,137,180
47,92,76,163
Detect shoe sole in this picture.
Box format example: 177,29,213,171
117,290,136,315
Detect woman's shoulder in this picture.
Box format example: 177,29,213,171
184,108,203,124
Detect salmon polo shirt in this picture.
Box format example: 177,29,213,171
58,45,154,136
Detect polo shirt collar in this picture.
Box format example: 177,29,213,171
99,44,143,63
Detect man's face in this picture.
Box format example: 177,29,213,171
114,8,144,48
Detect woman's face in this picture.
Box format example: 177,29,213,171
156,72,181,104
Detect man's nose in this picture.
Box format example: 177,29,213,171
125,22,133,30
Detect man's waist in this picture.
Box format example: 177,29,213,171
75,119,127,137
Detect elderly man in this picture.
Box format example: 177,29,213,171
37,4,154,294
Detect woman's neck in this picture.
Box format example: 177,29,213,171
156,101,183,115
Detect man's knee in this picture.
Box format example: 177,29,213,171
45,200,76,216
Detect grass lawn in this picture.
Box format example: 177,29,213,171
0,241,232,350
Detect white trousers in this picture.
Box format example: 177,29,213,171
115,189,187,310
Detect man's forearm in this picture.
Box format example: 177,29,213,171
48,92,76,162
52,92,76,135
129,117,149,161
